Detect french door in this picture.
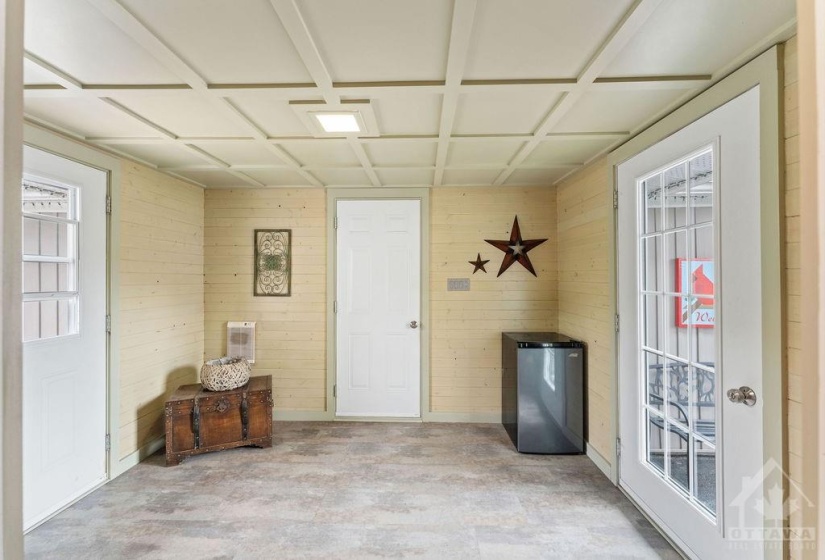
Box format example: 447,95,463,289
618,87,780,559
335,199,421,417
22,146,108,530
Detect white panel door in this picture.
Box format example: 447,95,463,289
618,88,777,559
22,146,108,530
336,200,421,417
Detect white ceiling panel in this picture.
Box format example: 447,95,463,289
604,0,796,77
244,169,313,186
453,91,561,135
311,168,372,186
119,0,313,84
447,140,524,167
194,142,285,167
464,0,634,80
299,0,452,82
375,168,434,186
364,142,437,167
114,144,208,168
22,1,796,189
229,96,315,137
280,140,360,167
524,136,618,166
372,93,442,136
553,89,687,134
505,168,567,185
23,59,58,85
25,0,183,84
114,96,252,137
173,169,250,188
25,98,163,138
442,168,503,186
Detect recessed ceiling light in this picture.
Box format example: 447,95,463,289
313,113,361,133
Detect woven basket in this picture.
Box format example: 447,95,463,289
200,357,251,391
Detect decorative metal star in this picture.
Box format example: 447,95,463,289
469,253,490,274
485,216,547,277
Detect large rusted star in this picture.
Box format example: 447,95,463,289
485,216,547,277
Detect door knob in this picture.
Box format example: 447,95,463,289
727,386,757,406
409,320,418,329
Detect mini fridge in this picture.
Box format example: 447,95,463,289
502,332,585,454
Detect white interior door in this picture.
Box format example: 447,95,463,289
336,199,421,417
618,87,779,559
22,146,108,530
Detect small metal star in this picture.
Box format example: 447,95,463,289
469,253,490,274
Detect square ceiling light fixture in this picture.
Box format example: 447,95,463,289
291,100,379,138
314,112,361,133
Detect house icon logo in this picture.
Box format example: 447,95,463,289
728,458,815,549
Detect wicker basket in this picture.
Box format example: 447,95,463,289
200,357,251,391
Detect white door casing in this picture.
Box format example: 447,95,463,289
617,87,779,559
336,199,421,417
22,146,108,530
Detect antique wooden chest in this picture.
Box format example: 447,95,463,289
164,375,273,466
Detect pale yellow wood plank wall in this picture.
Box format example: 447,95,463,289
554,158,613,460
430,187,558,413
118,162,204,459
203,189,327,412
783,36,806,555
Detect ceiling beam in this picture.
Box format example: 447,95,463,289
83,0,322,187
433,0,478,187
267,0,337,105
493,0,665,186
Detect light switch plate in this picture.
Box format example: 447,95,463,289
447,278,470,291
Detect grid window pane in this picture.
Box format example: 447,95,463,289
646,410,665,475
664,164,688,230
644,174,663,234
689,151,714,226
645,352,664,413
665,231,688,294
642,235,662,292
693,437,717,514
666,422,690,493
643,294,662,351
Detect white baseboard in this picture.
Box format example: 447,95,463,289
113,435,165,478
586,443,615,482
273,410,333,421
423,412,501,423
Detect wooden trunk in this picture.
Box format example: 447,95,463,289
164,375,273,466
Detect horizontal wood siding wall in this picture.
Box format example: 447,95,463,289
783,36,805,553
204,189,326,412
118,163,204,459
555,158,613,461
430,187,558,413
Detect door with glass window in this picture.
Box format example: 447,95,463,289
618,88,779,559
22,146,108,530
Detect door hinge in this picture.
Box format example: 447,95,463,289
333,384,337,398
105,434,111,452
333,301,338,313
616,437,621,458
613,190,619,209
334,216,338,229
105,314,111,333
614,313,620,333
106,196,112,214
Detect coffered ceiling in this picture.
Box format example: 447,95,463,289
23,0,796,188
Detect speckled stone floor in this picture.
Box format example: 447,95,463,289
26,422,680,559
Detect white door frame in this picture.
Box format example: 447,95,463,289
326,188,431,421
22,124,124,481
608,47,783,557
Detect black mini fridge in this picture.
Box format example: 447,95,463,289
502,332,585,454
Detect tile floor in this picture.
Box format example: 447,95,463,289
26,422,680,559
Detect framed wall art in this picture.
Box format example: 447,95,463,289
675,258,714,328
254,229,291,296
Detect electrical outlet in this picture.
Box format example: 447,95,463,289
447,278,470,291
